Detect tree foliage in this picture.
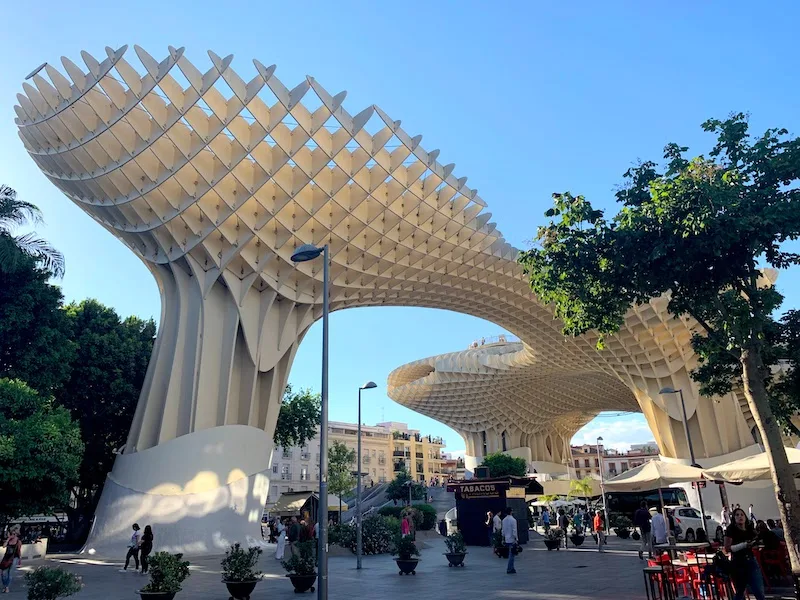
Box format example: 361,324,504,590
480,452,527,477
0,379,83,522
57,300,156,529
385,469,426,503
0,251,74,395
328,440,356,514
273,385,321,450
568,476,594,500
518,112,800,573
0,184,65,278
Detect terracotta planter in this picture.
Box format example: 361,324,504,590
395,557,419,575
287,573,316,593
139,591,178,600
223,579,258,599
444,552,466,567
543,539,561,551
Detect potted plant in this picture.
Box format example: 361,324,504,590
139,552,190,600
25,566,83,600
612,515,633,539
491,530,508,558
568,525,585,547
443,531,467,567
281,540,317,593
393,535,420,575
543,528,563,550
221,543,263,600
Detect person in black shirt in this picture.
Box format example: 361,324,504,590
724,507,766,600
633,501,652,560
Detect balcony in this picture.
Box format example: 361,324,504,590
393,450,409,457
415,452,423,459
281,473,292,480
393,463,403,472
300,453,311,461
282,451,292,459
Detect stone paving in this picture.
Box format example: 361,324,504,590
2,532,658,600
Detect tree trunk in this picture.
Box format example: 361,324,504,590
740,345,800,581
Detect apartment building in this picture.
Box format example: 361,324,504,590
603,442,659,478
266,420,446,507
571,443,604,479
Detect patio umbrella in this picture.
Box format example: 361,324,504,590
703,447,800,483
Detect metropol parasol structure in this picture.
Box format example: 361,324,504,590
15,46,766,553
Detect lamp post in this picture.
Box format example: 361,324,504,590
356,381,377,570
291,244,329,600
659,387,709,540
597,436,608,532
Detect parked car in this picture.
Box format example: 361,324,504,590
663,506,723,542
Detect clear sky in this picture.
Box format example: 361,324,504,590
2,1,799,456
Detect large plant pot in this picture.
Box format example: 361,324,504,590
543,539,561,551
223,580,258,599
287,574,316,593
569,535,585,547
444,552,466,567
614,528,631,539
395,558,419,575
139,591,178,600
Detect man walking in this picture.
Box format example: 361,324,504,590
652,509,668,546
634,501,653,560
502,507,518,574
287,516,300,555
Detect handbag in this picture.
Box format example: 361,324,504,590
512,543,523,555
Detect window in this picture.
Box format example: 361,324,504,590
300,467,309,481
594,458,599,467
621,462,629,472
681,508,701,519
372,449,377,457
584,459,590,468
574,460,580,468
501,430,508,452
281,465,291,480
282,448,292,459
272,464,278,474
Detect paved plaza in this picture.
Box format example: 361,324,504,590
6,533,652,600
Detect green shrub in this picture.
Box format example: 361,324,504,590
281,540,317,575
444,532,466,554
417,504,437,530
328,522,355,548
24,567,82,600
220,543,262,582
141,552,190,593
378,506,404,519
392,535,420,559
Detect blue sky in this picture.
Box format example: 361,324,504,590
2,1,799,456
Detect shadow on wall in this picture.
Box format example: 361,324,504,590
84,425,272,557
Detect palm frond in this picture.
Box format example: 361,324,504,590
13,232,66,278
0,185,43,230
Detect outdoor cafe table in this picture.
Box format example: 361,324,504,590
649,542,732,600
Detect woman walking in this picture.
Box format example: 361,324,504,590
1,527,22,593
725,507,766,600
594,509,606,553
275,518,287,560
139,526,154,575
121,523,141,572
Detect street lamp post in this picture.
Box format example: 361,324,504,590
291,244,330,600
356,381,377,570
660,387,709,540
596,436,608,532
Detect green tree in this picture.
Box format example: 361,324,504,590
56,299,156,540
273,385,321,450
518,113,800,576
0,379,83,523
568,476,594,508
480,452,527,477
328,441,356,516
385,469,426,504
0,250,74,395
0,184,64,278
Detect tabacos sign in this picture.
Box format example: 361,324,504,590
460,483,501,499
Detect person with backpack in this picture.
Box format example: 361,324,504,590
1,527,22,593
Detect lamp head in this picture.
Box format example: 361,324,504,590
597,436,603,442
360,381,377,390
659,387,678,395
291,243,323,263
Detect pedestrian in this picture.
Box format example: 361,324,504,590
120,523,141,572
401,515,411,538
485,511,494,545
594,509,606,552
572,508,583,535
492,509,502,536
722,505,731,528
287,516,300,555
748,503,757,524
652,509,668,545
558,509,569,549
725,507,766,600
275,518,287,560
541,507,550,533
633,501,653,560
140,526,154,575
1,526,22,593
501,507,518,574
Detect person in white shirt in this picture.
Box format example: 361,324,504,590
651,510,668,545
749,504,757,524
501,507,518,574
275,519,287,560
722,505,730,528
493,511,502,534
